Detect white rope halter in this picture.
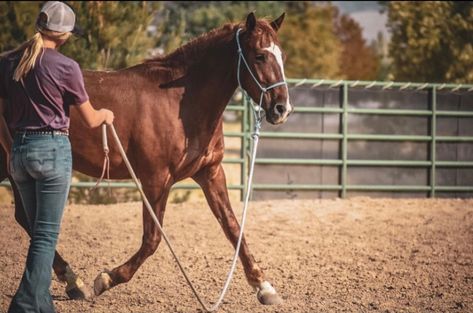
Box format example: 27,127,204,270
236,28,287,127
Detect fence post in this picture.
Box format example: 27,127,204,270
430,86,437,197
340,83,349,198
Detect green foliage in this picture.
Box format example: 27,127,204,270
279,4,343,79
0,1,41,52
63,1,161,70
1,1,386,80
370,31,391,81
387,1,473,83
157,1,284,53
0,1,161,70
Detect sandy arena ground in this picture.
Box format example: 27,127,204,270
1,198,472,313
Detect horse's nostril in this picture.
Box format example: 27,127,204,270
275,104,285,115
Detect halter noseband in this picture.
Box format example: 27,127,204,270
236,28,287,126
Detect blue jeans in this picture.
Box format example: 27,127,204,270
8,133,72,313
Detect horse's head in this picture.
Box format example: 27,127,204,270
237,12,292,125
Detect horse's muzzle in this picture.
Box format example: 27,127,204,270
267,102,293,125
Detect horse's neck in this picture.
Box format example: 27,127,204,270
183,36,239,132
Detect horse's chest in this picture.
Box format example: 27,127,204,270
177,147,211,172
173,138,220,179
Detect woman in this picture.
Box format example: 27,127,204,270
0,2,114,312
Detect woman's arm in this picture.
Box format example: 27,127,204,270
0,98,12,155
74,100,114,128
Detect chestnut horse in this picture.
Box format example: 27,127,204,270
1,13,292,305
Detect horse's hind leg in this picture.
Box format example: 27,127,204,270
193,164,283,305
93,184,170,296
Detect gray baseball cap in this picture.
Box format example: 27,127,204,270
36,1,83,35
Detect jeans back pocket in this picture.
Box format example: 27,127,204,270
26,148,57,177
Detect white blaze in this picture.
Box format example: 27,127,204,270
263,42,291,115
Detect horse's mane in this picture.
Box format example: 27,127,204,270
145,23,237,70
144,19,275,71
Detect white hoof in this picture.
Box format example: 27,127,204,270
256,281,283,305
94,271,113,296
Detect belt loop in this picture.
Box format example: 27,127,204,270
21,132,26,144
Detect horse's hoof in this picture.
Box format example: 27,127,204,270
66,277,92,300
94,271,113,296
256,281,283,305
257,292,283,305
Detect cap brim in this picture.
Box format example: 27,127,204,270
72,24,84,36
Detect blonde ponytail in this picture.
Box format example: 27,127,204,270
12,29,72,82
13,32,44,82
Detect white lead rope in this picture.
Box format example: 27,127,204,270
101,122,261,312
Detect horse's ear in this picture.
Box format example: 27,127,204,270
246,12,256,32
271,13,285,32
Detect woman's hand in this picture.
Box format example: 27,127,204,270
100,109,115,125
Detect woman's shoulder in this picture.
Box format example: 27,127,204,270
41,49,81,72
43,49,77,65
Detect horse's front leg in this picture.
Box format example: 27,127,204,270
93,181,170,296
193,163,282,305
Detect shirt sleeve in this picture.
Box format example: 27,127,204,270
63,61,89,106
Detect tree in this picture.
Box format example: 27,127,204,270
387,1,473,83
279,3,343,79
0,2,41,52
156,1,284,53
370,31,391,81
0,1,162,70
63,1,162,70
335,11,379,80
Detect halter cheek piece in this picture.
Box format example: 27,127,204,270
235,28,287,128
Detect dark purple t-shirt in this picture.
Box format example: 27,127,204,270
0,48,89,130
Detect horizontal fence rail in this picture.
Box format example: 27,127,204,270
1,79,473,199
249,79,473,198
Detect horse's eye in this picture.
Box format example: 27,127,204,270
256,54,266,62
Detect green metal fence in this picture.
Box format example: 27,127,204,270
2,78,473,198
249,79,473,198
